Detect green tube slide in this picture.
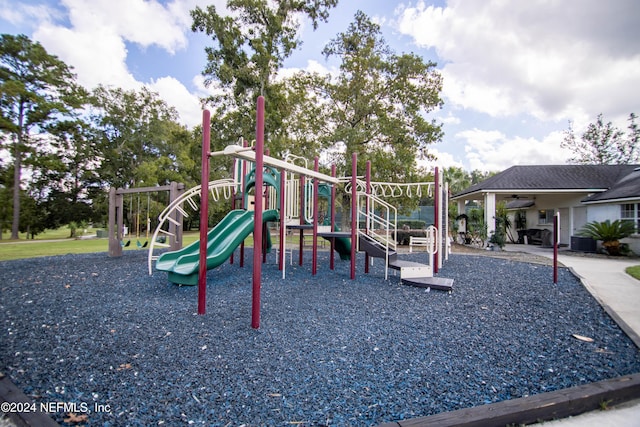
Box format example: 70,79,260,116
156,209,279,285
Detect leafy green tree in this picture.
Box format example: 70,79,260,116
562,113,639,164
191,0,337,152
444,166,471,195
90,85,183,189
291,11,444,182
18,191,46,239
0,162,11,239
0,34,83,239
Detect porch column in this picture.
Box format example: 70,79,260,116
569,206,574,242
457,200,465,218
484,192,496,238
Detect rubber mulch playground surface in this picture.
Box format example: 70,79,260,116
1,248,639,426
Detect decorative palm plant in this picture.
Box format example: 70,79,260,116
577,220,636,256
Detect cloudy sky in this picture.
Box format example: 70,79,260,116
1,0,639,172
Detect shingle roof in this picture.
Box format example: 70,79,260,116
452,165,640,199
582,167,640,203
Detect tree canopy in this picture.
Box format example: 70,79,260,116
562,113,639,165
0,33,84,238
191,0,338,151
0,3,450,238
285,11,444,182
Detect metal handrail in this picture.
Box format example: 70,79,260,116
147,179,235,275
356,191,397,280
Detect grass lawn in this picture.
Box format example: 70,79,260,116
626,265,640,281
0,230,200,262
0,229,256,262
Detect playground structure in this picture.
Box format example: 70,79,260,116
152,97,452,327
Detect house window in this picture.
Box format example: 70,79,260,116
620,203,640,233
538,209,554,225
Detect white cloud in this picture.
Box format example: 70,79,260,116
148,76,202,127
277,59,336,80
30,0,201,90
59,0,190,53
457,129,572,172
14,0,227,127
437,110,460,125
34,22,140,91
396,0,640,122
417,148,464,171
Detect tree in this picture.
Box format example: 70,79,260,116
90,85,184,189
562,113,639,164
191,0,338,152
0,162,11,239
290,11,444,183
0,34,82,239
444,166,471,195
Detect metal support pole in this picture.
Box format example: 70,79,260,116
365,161,371,274
350,153,357,280
198,110,211,315
329,164,336,270
279,168,286,274
312,157,319,275
554,213,559,284
434,166,440,274
252,96,265,329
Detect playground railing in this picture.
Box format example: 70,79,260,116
356,191,397,280
147,179,235,275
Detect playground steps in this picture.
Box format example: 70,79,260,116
358,234,397,263
359,234,454,292
387,260,454,291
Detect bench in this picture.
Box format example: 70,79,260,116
409,236,431,252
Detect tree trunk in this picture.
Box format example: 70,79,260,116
11,138,22,240
11,104,25,240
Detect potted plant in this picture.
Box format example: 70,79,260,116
577,220,635,256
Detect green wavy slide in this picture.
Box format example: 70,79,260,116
156,209,279,285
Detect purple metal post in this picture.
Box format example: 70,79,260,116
279,167,285,271
365,161,371,274
329,164,336,270
312,157,319,275
553,213,559,284
350,153,357,280
434,166,439,274
198,110,211,315
252,97,265,329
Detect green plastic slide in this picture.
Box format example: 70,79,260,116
156,209,279,285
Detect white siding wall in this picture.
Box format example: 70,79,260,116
586,204,620,223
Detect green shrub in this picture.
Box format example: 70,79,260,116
578,220,635,256
398,220,426,230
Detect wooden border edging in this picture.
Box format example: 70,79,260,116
377,373,640,427
0,373,60,427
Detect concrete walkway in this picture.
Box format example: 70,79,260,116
503,244,640,426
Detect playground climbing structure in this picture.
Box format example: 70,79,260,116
151,97,452,327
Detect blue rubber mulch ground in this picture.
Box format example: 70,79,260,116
1,248,639,426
